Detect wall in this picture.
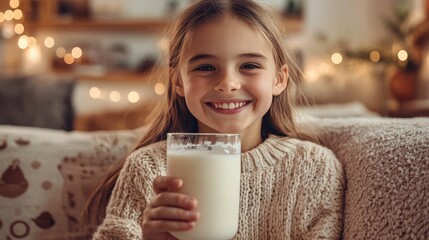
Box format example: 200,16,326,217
1,0,427,116
301,0,429,111
305,0,425,49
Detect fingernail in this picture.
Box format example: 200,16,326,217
187,211,198,219
172,178,182,187
185,198,195,208
188,221,196,228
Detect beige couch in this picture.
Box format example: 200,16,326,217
0,117,428,239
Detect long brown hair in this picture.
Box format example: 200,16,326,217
82,0,317,226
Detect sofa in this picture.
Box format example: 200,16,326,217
0,117,428,240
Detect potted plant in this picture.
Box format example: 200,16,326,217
384,0,422,102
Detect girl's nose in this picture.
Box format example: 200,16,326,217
214,71,241,92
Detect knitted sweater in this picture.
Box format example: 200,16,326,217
93,135,345,239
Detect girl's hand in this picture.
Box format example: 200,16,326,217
142,176,199,240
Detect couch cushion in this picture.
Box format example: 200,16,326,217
0,125,143,240
312,117,429,239
0,75,75,130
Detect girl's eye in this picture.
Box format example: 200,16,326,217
240,63,260,70
194,65,216,71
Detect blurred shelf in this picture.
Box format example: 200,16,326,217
20,0,303,33
24,17,303,33
52,69,161,82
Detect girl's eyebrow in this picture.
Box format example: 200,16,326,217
238,53,268,60
188,53,268,63
188,54,214,63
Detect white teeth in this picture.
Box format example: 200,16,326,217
211,101,247,110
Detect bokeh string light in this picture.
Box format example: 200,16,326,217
3,1,408,103
369,51,380,63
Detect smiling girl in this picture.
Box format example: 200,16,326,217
85,0,344,239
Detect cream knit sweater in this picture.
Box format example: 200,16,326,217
93,135,344,240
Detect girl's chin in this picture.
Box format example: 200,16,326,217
198,123,243,134
211,126,243,134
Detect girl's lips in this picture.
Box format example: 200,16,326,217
205,100,251,114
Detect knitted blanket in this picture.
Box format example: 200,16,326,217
307,117,429,239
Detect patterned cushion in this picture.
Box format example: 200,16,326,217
0,125,143,239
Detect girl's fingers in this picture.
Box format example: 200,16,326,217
148,206,200,221
150,192,198,210
144,176,198,238
153,176,183,194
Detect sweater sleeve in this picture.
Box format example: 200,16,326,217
292,144,345,240
92,152,160,240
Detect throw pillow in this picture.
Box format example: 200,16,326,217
0,75,76,130
0,125,143,240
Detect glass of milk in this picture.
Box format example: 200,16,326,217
167,133,241,240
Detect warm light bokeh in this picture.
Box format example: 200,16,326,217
71,47,83,58
154,83,166,95
109,91,121,102
331,53,343,64
17,35,28,49
9,0,20,9
398,50,408,61
89,87,101,99
4,10,14,21
24,45,42,69
369,51,380,62
56,47,66,58
64,53,75,64
128,91,140,103
14,23,24,34
44,37,55,48
13,9,22,20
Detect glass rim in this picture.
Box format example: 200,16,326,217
167,133,240,137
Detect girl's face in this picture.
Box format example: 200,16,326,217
177,15,287,150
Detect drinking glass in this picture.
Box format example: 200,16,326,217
167,133,241,240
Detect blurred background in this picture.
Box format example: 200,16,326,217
0,0,428,131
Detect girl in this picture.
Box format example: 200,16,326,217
84,0,344,239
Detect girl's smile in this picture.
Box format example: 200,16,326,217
205,100,252,114
176,14,287,150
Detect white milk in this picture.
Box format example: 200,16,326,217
167,152,241,240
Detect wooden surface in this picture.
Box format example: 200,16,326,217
25,19,170,33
